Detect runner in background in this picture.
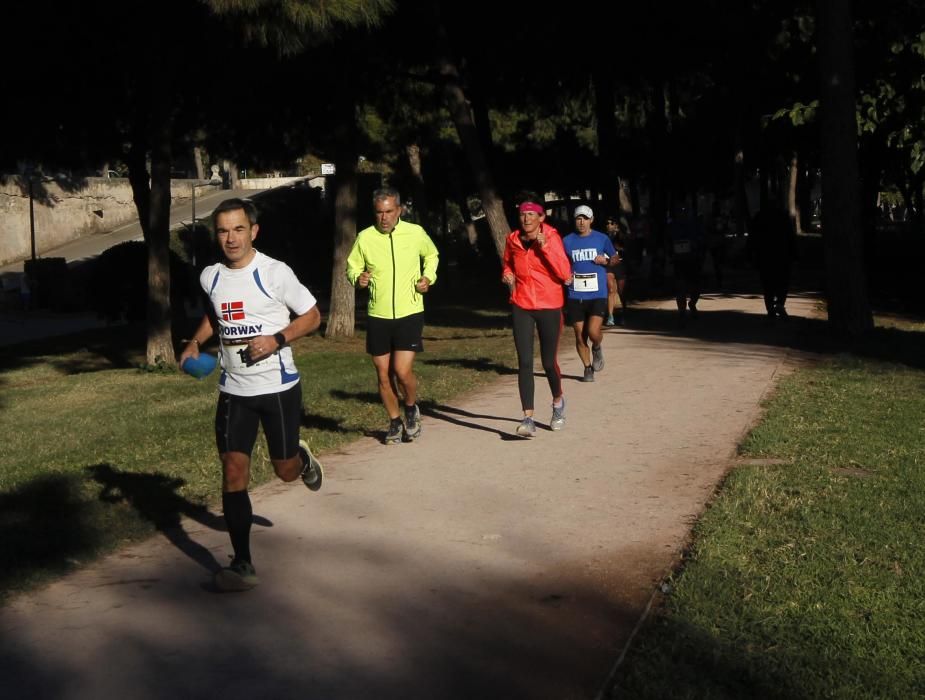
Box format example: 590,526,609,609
563,206,617,381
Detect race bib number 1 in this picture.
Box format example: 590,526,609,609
573,272,599,293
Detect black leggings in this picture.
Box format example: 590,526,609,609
511,304,563,411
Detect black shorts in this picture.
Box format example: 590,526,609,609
609,263,627,281
564,297,608,325
215,383,302,460
366,312,425,356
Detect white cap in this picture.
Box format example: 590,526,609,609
574,205,594,219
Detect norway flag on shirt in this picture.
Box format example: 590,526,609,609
221,301,245,321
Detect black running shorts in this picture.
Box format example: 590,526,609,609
214,383,302,460
365,312,425,356
564,297,608,325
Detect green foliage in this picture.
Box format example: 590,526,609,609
205,0,395,54
772,100,818,127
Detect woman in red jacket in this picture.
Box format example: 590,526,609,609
501,200,573,437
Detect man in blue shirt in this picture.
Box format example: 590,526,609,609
562,205,617,382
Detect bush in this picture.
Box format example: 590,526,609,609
24,257,74,311
85,241,195,323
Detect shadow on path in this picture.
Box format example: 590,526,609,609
420,401,524,441
86,464,262,575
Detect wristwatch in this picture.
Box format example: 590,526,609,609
273,332,286,349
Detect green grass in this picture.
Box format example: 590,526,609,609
0,307,516,601
609,323,925,699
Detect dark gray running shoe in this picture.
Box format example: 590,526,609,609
583,366,595,382
516,416,536,438
214,558,259,592
591,345,604,372
299,439,323,491
385,417,404,445
404,404,422,441
550,398,566,431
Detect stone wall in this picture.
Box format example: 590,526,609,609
238,175,326,190
0,176,197,267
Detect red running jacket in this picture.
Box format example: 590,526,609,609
501,223,572,310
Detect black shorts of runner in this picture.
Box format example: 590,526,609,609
366,311,425,356
215,383,302,460
609,262,628,281
564,297,608,325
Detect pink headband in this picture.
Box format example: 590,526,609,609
519,202,544,215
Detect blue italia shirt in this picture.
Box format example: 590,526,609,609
562,230,616,300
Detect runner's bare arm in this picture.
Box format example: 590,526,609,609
179,314,217,365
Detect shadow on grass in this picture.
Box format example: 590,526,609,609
300,410,352,434
607,600,905,699
420,357,516,375
329,389,381,404
0,321,146,380
423,305,510,330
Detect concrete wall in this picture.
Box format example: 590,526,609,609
0,176,197,267
238,175,326,190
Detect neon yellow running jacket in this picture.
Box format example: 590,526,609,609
345,220,439,319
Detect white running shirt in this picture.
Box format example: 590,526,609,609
200,250,317,397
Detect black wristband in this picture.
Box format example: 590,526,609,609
273,332,286,349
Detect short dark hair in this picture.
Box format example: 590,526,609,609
372,187,401,207
211,198,258,230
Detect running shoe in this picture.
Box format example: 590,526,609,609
298,439,323,491
776,304,789,318
404,404,422,441
688,300,699,319
516,416,536,438
550,398,566,431
214,558,259,592
591,345,605,372
582,365,595,382
385,417,404,445
605,314,616,327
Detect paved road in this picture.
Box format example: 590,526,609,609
0,187,264,347
0,289,821,699
0,187,260,276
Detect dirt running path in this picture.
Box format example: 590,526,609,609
0,291,820,700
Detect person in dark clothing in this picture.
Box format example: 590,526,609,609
666,202,705,324
749,203,797,318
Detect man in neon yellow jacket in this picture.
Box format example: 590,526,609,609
346,187,439,444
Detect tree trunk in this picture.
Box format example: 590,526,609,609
223,159,239,189
734,146,750,235
817,0,873,335
145,115,176,367
435,25,509,259
618,178,633,215
324,159,358,338
193,146,205,180
592,65,620,216
788,152,802,233
405,142,437,234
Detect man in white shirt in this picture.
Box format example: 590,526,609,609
179,198,322,592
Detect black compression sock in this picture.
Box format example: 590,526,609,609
222,490,253,564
